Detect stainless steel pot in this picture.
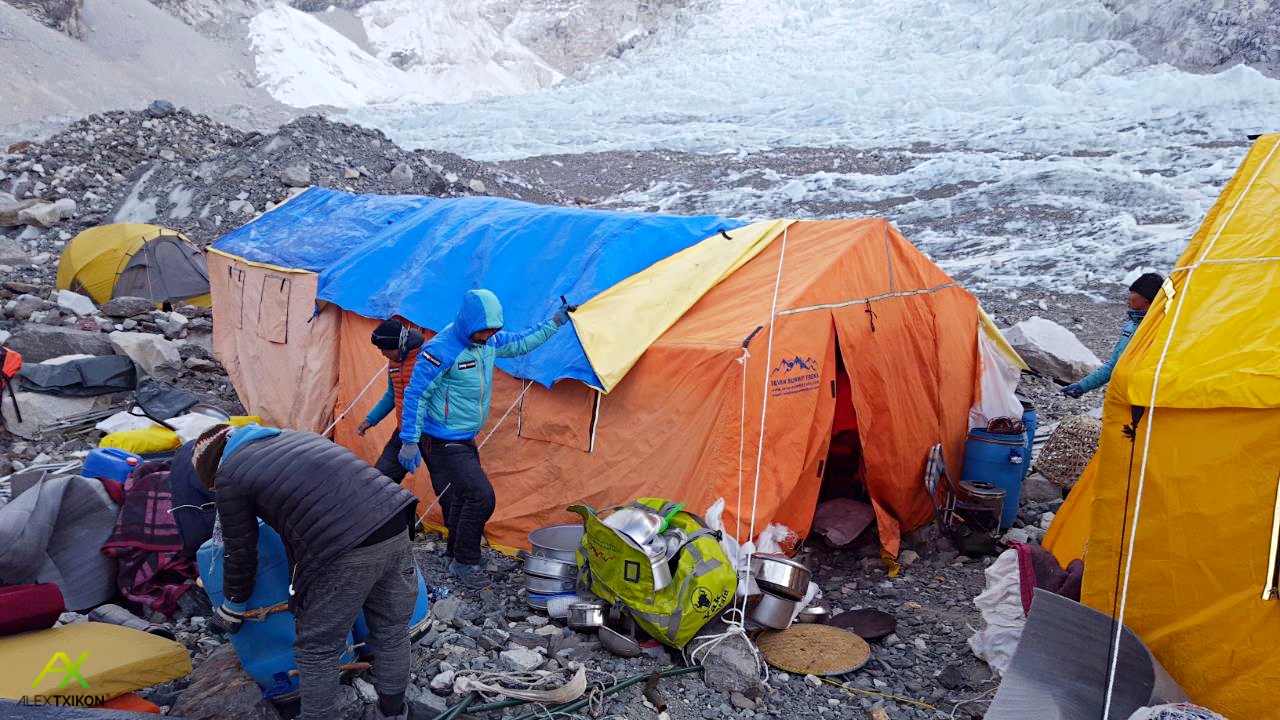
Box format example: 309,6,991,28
526,574,578,595
566,601,606,631
528,524,585,563
796,602,831,624
602,506,663,547
522,553,578,580
750,553,812,601
751,590,799,630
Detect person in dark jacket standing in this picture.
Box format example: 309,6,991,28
358,319,429,485
193,424,420,720
1063,272,1164,398
398,289,572,578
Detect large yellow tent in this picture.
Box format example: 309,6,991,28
1075,133,1280,717
56,223,211,307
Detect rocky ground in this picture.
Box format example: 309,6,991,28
0,105,1124,720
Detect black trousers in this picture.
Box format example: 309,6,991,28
423,437,494,566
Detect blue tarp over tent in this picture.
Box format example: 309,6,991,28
213,188,746,388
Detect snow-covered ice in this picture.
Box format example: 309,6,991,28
325,0,1280,292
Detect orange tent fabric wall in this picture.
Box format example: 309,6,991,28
331,219,980,556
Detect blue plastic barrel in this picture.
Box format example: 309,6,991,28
81,447,140,482
962,428,1028,529
1020,402,1038,482
197,521,355,700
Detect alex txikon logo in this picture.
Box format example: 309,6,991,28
18,652,109,708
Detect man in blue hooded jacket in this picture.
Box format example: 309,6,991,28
399,289,571,577
1063,272,1163,398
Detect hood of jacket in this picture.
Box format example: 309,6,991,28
453,289,504,343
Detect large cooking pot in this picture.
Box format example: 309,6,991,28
750,553,811,600
526,574,578,595
528,524,584,563
522,553,578,580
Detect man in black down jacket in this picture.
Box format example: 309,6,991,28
193,424,420,720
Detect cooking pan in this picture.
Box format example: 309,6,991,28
525,574,578,595
528,524,584,563
750,553,812,600
521,552,578,580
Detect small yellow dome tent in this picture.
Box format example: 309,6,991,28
56,223,211,307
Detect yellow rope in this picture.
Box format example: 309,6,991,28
820,677,937,712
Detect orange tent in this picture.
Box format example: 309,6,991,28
210,202,996,557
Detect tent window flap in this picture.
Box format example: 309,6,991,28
257,275,291,344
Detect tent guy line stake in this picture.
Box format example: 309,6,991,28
1102,136,1279,719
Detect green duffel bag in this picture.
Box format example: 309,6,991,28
569,498,737,649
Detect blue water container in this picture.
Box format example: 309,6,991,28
81,447,141,482
1020,401,1038,482
197,521,355,700
962,428,1028,529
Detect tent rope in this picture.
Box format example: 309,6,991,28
748,226,789,547
1102,138,1280,717
323,363,388,437
416,381,533,527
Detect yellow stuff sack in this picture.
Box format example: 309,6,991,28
100,427,181,454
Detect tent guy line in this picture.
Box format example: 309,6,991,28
776,282,961,317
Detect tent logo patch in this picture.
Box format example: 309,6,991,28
769,356,820,397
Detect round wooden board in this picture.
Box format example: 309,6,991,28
756,623,872,676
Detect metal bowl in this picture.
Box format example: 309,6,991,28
796,602,831,624
750,553,812,601
528,524,584,563
602,506,663,547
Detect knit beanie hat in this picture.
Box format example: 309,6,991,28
371,319,404,350
1129,272,1164,303
192,423,235,489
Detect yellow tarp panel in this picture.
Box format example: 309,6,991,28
0,622,190,701
1040,455,1096,565
1124,134,1280,410
575,220,792,392
978,305,1028,371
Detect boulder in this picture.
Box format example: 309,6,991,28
1004,317,1101,384
102,296,156,318
1,391,107,440
389,162,414,188
145,100,178,119
0,199,41,227
280,163,311,188
170,644,282,720
499,647,544,673
16,200,72,228
11,294,52,321
0,236,29,265
467,178,486,193
109,331,183,380
155,310,189,338
6,324,113,362
701,631,765,699
55,289,98,316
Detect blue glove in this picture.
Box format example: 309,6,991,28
398,442,422,472
553,301,577,326
1062,383,1085,399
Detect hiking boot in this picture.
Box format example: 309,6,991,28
447,560,489,588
